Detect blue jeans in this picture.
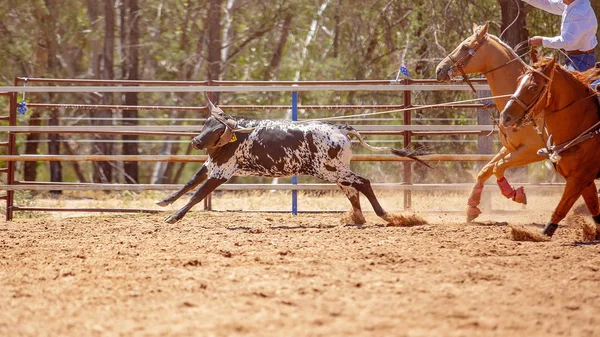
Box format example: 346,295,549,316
565,53,596,72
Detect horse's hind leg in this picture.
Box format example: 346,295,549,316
581,181,600,240
543,178,587,237
337,183,366,225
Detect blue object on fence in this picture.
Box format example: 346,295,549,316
17,100,28,115
291,91,298,215
400,61,409,78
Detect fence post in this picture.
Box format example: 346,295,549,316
402,79,412,210
291,91,298,215
203,89,213,211
6,79,17,221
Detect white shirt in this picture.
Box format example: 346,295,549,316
523,0,598,51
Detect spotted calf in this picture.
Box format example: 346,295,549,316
157,103,429,224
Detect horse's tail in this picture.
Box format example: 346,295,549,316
345,129,431,168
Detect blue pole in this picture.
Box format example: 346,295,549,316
291,91,298,215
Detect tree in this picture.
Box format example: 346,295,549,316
91,0,116,184
498,0,530,54
121,0,140,184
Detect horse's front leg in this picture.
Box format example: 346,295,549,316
580,181,600,240
156,164,209,206
542,178,587,237
165,176,228,224
493,145,542,205
467,147,509,221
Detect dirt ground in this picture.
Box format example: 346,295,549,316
1,199,599,337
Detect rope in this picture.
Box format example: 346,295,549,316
225,93,514,133
295,93,513,123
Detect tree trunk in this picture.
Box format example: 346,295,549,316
121,0,140,184
43,0,62,194
263,13,293,81
207,0,223,86
498,0,529,54
93,0,115,184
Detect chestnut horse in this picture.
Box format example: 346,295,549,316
436,23,546,222
500,57,600,239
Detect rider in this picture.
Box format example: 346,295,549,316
524,0,598,72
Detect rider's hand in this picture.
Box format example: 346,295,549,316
529,36,543,47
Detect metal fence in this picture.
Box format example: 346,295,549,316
0,77,563,220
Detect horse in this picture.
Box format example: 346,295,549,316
435,22,548,222
499,57,600,239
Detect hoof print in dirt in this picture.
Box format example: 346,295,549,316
385,213,428,227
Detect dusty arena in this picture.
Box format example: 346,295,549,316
1,190,599,337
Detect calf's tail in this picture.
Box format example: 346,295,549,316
347,129,431,168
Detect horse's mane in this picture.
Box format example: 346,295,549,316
533,57,600,86
485,34,529,68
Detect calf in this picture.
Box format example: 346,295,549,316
157,102,429,224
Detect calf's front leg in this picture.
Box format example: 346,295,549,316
157,165,209,206
165,176,228,224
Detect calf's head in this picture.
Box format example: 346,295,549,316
191,110,238,150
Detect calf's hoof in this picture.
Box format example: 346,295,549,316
156,199,170,207
512,187,527,204
164,215,179,224
341,211,366,225
466,206,482,222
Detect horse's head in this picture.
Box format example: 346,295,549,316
436,22,489,82
500,58,556,128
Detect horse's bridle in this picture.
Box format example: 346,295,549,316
447,33,488,93
506,66,555,127
447,32,525,94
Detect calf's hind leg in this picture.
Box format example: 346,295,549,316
339,172,392,223
337,184,366,225
157,165,209,206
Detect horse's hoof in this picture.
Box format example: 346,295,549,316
466,206,482,222
156,199,170,207
541,222,558,237
513,187,527,204
164,215,178,224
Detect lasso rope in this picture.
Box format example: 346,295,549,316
222,93,515,134
287,93,513,123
